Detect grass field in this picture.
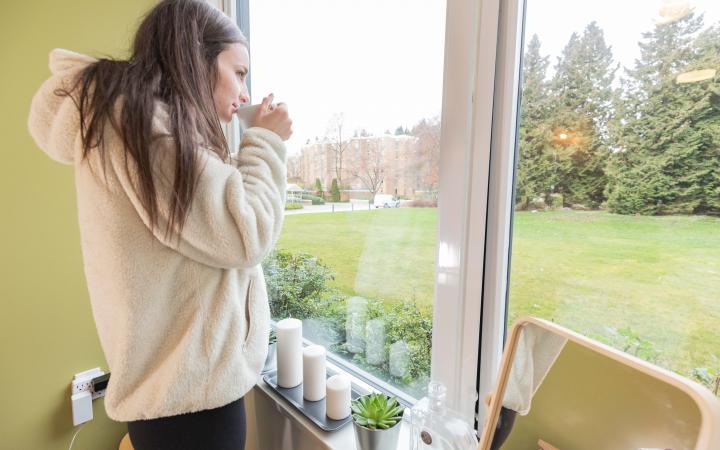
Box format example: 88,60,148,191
277,208,437,305
276,208,720,378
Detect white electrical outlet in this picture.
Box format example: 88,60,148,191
71,378,93,395
72,367,104,395
70,367,105,426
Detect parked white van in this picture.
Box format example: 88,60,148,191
373,194,400,208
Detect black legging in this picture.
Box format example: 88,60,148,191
127,396,246,450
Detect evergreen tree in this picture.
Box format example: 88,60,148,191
516,34,555,206
690,25,720,214
607,14,719,215
331,178,341,202
548,22,617,207
315,178,323,196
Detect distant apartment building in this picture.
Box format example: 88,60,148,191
290,133,423,198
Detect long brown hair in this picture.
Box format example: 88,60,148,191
57,0,247,242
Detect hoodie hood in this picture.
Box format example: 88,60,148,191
48,48,97,75
27,48,98,165
29,49,218,167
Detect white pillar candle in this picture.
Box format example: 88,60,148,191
325,374,352,420
276,318,303,388
302,345,326,401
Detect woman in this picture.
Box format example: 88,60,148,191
27,1,291,448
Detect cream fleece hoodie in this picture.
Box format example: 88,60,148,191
27,49,287,421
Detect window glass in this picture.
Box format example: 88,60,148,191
509,0,720,396
249,0,447,399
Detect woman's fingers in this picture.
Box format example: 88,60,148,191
253,94,292,140
261,93,274,111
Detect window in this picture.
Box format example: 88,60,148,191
245,0,447,403
481,0,720,410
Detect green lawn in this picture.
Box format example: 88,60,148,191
277,208,437,305
276,209,720,378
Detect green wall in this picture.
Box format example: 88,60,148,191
0,1,156,449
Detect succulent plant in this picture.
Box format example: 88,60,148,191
351,393,404,430
268,329,277,345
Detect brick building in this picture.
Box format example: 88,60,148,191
290,133,423,198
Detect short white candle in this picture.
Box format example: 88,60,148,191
302,345,326,401
325,374,352,420
276,318,303,388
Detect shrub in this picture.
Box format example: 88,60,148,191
548,193,564,209
268,329,277,345
302,194,325,205
383,300,433,381
262,250,343,320
331,297,432,387
407,199,437,208
692,366,720,396
528,196,546,210
514,195,530,211
612,326,661,363
262,250,433,396
590,326,662,364
285,203,303,210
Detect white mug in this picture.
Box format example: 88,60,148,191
234,103,263,130
235,99,279,130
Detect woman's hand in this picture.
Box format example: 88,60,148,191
252,93,293,141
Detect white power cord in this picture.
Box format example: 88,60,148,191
68,422,86,450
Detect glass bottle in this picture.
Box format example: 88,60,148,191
405,381,479,449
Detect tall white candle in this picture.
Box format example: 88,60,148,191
302,345,326,401
326,374,351,420
276,318,303,388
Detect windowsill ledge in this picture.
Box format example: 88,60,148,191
252,360,411,450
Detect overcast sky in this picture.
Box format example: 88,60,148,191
246,0,719,156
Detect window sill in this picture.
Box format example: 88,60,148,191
250,360,411,450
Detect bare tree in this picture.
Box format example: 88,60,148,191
350,138,385,197
326,112,350,186
410,116,441,195
287,154,303,185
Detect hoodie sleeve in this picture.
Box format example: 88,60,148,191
124,127,288,270
27,49,98,165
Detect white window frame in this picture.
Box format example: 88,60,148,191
475,0,526,427
222,0,526,430
432,0,524,427
210,0,248,154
